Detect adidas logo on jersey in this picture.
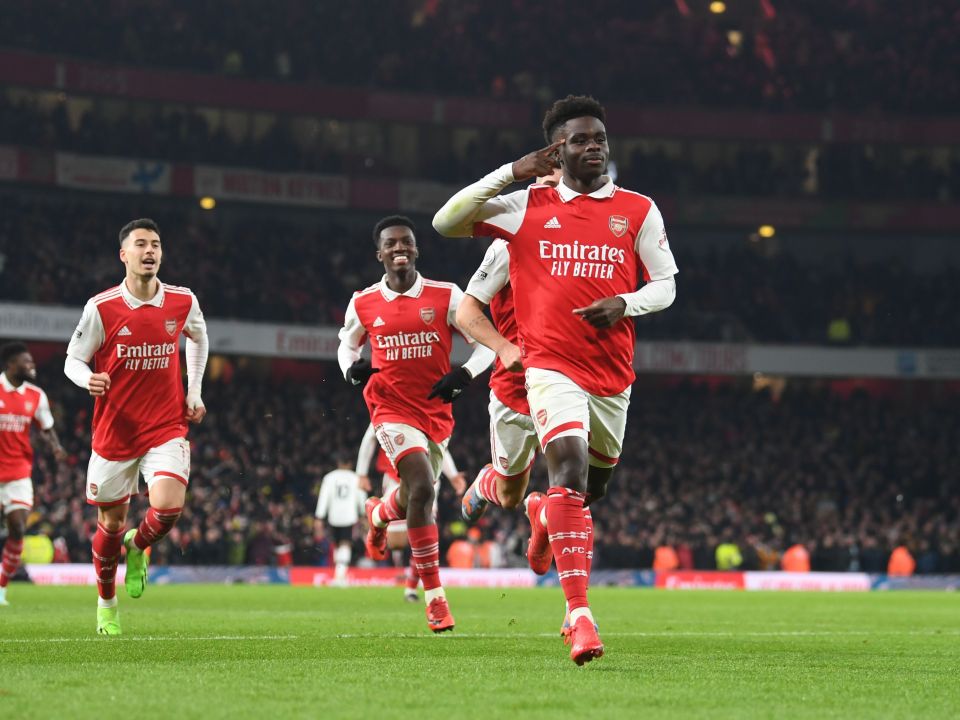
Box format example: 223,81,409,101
544,216,562,229
373,316,386,327
118,325,133,336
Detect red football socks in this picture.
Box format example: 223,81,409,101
92,523,125,600
0,538,24,588
133,506,182,550
375,486,405,526
546,487,590,612
406,556,420,590
477,466,503,507
408,524,441,591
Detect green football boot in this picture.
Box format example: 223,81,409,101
96,605,121,636
123,528,149,599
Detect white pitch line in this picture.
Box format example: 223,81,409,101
333,629,960,640
0,634,299,644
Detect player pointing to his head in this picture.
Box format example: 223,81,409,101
434,96,678,664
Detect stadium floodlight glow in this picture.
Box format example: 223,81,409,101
758,224,776,238
199,196,217,210
709,1,727,13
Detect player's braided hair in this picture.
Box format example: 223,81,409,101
373,215,416,248
1,341,28,368
118,218,161,246
542,95,606,143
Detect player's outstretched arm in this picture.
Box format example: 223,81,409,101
338,296,379,388
456,294,522,372
355,423,378,479
440,450,467,495
40,428,68,462
65,299,108,395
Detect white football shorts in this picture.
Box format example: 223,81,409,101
488,390,538,478
375,423,446,529
0,478,33,512
86,436,191,506
525,367,630,468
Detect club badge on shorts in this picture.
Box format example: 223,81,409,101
608,215,629,238
89,483,99,497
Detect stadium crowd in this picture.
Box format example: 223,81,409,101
2,93,959,202
2,0,959,112
11,359,960,575
2,200,958,347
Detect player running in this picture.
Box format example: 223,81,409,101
337,215,494,632
0,342,67,606
433,95,678,664
65,218,208,636
356,421,467,601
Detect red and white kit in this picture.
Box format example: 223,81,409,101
464,239,538,478
338,273,489,479
0,373,55,511
66,281,207,506
472,176,678,465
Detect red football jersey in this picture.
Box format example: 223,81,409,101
475,180,678,396
0,374,54,482
67,282,205,460
464,239,528,415
338,275,464,443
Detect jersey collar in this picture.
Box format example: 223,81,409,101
1,373,25,394
120,279,165,309
557,176,616,203
379,272,424,301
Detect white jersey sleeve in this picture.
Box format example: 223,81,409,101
464,239,511,305
66,300,105,362
355,423,378,476
337,295,367,379
634,202,679,282
34,389,54,431
315,474,332,519
440,449,459,481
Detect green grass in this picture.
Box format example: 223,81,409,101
0,585,957,719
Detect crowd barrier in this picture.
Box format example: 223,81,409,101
21,564,960,591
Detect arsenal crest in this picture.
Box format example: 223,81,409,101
89,483,99,497
165,319,177,335
536,409,548,427
395,433,405,446
608,215,629,238
419,307,435,325
499,456,509,470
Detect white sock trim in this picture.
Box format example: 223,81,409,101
424,587,446,603
98,596,118,609
570,607,594,625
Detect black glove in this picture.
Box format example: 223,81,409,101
346,359,379,388
427,366,472,403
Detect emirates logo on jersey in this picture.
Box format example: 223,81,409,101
89,483,99,497
536,409,548,427
608,215,629,238
395,433,405,446
419,307,435,325
165,319,177,336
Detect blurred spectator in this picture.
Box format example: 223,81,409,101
887,545,916,576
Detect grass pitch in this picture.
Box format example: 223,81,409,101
0,585,957,719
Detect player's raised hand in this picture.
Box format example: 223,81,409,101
450,472,467,496
497,342,524,373
87,372,111,396
52,445,68,462
357,475,372,493
511,139,564,181
573,297,628,329
185,392,206,424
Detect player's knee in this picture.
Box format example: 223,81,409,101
99,517,125,533
499,485,525,510
6,520,25,540
550,457,588,493
405,476,435,511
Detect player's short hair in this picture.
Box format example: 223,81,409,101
542,95,607,143
373,215,416,248
1,341,29,368
119,218,161,246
